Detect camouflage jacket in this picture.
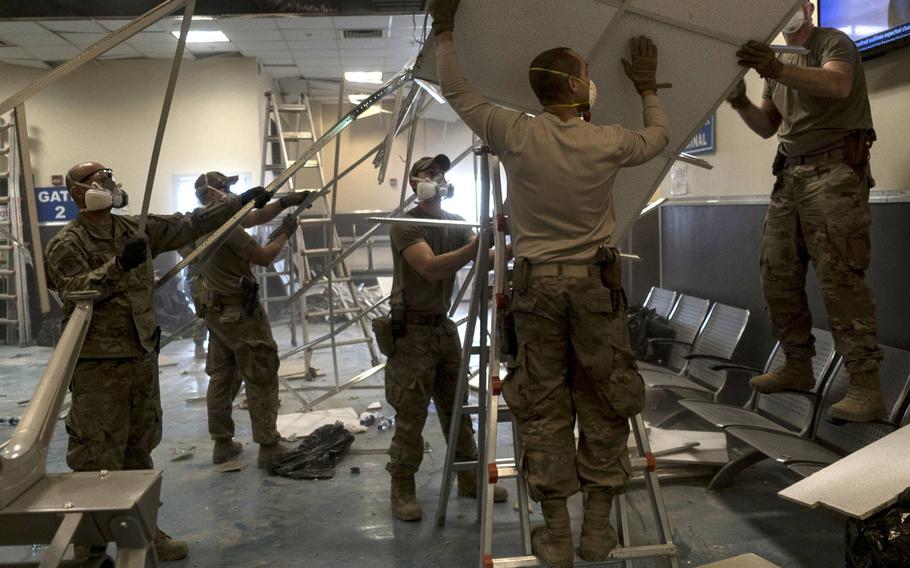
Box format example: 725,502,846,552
45,197,243,358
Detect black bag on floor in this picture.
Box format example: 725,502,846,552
268,422,355,480
626,305,675,364
846,487,910,568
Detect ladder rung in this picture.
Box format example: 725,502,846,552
259,296,291,303
0,245,12,251
0,318,18,324
308,337,372,350
298,218,333,225
0,268,14,275
489,544,678,567
0,294,17,301
265,131,313,141
305,307,363,317
265,162,317,171
302,276,353,284
276,104,307,112
301,247,343,255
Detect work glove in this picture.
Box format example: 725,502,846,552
118,236,148,271
239,186,270,209
429,0,461,36
736,41,783,79
621,36,672,95
726,80,750,110
278,190,313,209
268,214,298,242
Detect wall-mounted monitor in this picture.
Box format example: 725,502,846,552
819,0,910,58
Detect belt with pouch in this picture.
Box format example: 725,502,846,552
529,263,601,279
785,147,843,167
404,312,446,326
211,294,244,307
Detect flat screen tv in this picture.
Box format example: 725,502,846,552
819,0,910,58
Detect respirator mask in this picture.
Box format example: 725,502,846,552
529,67,597,110
413,174,454,202
782,8,806,34
69,169,129,211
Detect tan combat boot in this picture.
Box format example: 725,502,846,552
257,442,291,469
390,475,423,521
750,358,814,393
456,470,509,503
531,499,575,568
579,492,618,561
827,371,887,423
212,439,243,464
154,530,188,561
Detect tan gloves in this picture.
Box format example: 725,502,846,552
429,0,461,36
736,41,783,79
621,36,672,95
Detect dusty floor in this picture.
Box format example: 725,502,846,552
0,319,845,567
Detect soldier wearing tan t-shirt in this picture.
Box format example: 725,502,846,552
383,155,508,522
728,0,884,423
192,171,310,468
430,1,669,565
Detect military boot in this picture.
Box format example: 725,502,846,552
531,499,574,568
73,544,107,562
212,438,243,464
257,442,291,469
579,492,618,562
750,358,814,393
390,475,423,522
827,371,887,423
456,471,509,503
154,530,188,561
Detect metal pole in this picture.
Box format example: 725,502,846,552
136,0,194,236
475,148,493,536
399,91,425,208
279,294,389,360
326,81,345,390
13,106,50,314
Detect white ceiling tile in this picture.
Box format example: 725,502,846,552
135,49,194,59
39,20,107,33
97,19,164,32
338,38,389,49
387,27,425,40
186,42,239,53
95,44,139,57
157,18,220,32
1,58,51,69
23,45,81,60
0,33,71,46
287,39,338,50
390,14,427,28
341,59,385,69
234,41,289,53
340,48,380,58
275,16,335,29
60,32,107,46
0,46,31,58
127,32,178,47
263,65,300,78
0,22,47,35
332,15,392,29
255,51,294,65
280,28,336,41
224,30,283,42
291,49,339,61
216,17,279,31
385,38,420,50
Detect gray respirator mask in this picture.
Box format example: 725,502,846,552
69,170,129,212
413,174,454,202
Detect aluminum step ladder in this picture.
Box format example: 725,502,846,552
259,88,380,382
436,149,679,568
0,113,31,346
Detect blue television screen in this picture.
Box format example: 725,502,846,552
819,0,910,57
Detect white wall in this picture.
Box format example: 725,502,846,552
661,43,910,198
0,56,273,215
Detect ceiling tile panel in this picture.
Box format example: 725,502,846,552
332,16,392,29
234,41,289,52
22,45,81,60
287,39,338,50
223,30,283,42
126,32,178,46
97,19,164,32
0,22,47,35
0,46,31,58
0,33,71,46
291,49,339,62
186,42,239,53
263,65,299,78
390,14,427,28
255,51,294,65
95,44,139,58
338,38,387,49
217,17,279,31
1,58,51,69
279,28,336,40
39,20,106,33
60,32,107,46
275,16,335,29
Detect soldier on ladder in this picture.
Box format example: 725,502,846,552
430,1,671,565
380,155,508,522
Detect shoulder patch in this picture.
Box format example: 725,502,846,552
59,254,87,278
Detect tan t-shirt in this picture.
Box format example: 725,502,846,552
436,40,669,263
762,27,873,157
201,226,258,297
390,207,474,315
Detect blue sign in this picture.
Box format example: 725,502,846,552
684,114,715,155
36,186,79,225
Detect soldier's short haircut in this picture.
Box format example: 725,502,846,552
528,48,581,106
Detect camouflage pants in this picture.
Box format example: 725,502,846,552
384,319,477,476
193,318,207,347
761,161,882,373
205,302,281,446
65,353,161,471
503,275,640,502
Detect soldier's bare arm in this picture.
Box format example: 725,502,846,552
731,91,782,139
238,234,289,267
146,196,243,256
775,60,854,99
45,240,123,303
401,235,478,282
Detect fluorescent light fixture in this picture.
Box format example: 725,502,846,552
344,71,383,84
172,30,229,43
348,94,369,105
191,16,214,21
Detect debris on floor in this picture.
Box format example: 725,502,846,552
170,446,196,461
215,460,248,473
269,422,355,480
367,401,382,411
276,407,366,439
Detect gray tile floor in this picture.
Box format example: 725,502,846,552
0,321,845,567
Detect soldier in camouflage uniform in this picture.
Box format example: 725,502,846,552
192,171,311,468
383,155,508,522
432,2,669,563
45,161,269,561
728,0,885,423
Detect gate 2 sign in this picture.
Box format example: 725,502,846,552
36,187,79,225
